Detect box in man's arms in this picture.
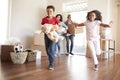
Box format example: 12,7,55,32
67,23,83,34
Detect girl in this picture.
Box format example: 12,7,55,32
74,10,112,71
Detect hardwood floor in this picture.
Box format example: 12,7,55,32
0,54,120,80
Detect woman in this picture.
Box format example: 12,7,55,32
55,14,68,56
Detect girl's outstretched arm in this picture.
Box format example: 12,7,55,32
100,21,113,28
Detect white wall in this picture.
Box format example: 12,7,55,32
10,0,47,48
0,0,9,43
114,0,120,54
0,0,9,55
88,0,109,22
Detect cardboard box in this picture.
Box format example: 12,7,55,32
32,32,47,56
1,45,14,62
33,33,44,46
31,44,47,56
67,24,83,34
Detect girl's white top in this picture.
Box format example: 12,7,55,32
84,20,101,41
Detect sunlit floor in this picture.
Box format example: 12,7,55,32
0,54,120,80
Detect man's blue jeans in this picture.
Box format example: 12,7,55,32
65,35,75,53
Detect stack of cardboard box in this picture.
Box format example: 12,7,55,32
31,33,47,56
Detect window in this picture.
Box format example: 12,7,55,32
63,0,88,13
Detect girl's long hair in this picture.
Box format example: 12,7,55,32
86,10,102,21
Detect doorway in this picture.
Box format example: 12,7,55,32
70,11,87,56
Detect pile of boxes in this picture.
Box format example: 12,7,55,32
31,33,47,56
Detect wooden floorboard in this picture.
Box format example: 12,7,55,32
1,54,120,80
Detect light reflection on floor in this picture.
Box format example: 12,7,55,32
67,55,89,80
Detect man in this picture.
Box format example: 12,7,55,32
65,14,75,55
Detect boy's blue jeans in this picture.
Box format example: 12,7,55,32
44,34,56,66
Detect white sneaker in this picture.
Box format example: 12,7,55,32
93,64,98,71
49,66,54,70
55,54,57,57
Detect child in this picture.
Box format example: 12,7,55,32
74,10,112,71
41,5,59,70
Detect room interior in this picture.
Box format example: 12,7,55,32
0,0,120,80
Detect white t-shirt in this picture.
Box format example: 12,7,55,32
84,20,101,40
